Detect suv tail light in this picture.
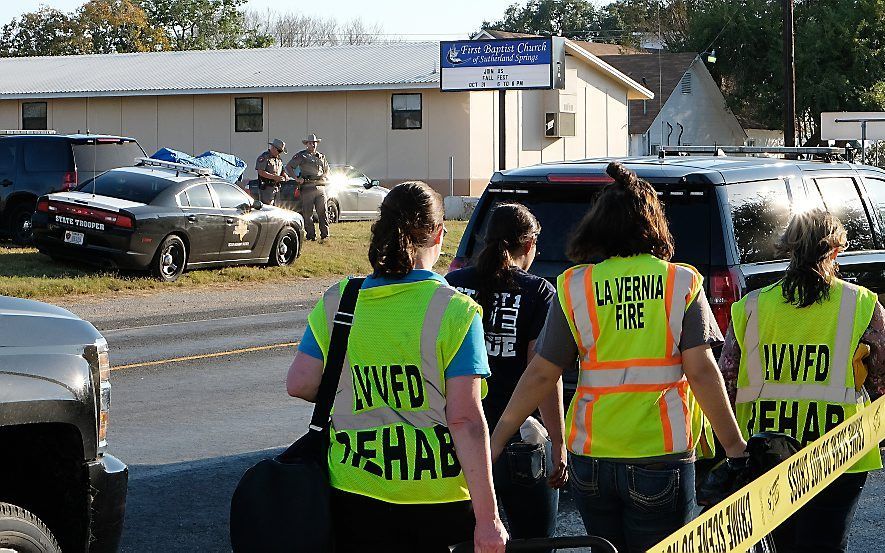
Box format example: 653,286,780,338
36,199,50,213
709,268,741,334
62,171,78,191
448,256,467,273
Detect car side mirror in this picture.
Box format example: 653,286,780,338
252,200,263,210
367,179,380,188
237,201,255,212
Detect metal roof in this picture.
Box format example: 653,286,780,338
0,40,654,101
0,42,443,99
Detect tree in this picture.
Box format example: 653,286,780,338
139,0,273,50
665,0,885,144
481,0,608,39
244,10,387,47
75,0,169,54
0,7,79,57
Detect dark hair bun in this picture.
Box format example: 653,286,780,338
606,161,639,187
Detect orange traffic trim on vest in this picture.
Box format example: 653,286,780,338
659,391,674,452
664,264,677,357
580,356,683,369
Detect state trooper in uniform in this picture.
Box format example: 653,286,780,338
286,133,330,243
255,139,289,206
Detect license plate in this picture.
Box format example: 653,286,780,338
64,230,84,245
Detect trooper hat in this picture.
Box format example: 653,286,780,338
268,138,287,154
302,133,322,144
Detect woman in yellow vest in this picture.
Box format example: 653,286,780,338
287,182,507,552
489,163,748,552
720,209,884,553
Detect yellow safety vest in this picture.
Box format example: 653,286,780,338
308,277,480,503
558,254,713,459
731,279,882,473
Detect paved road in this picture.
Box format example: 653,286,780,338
61,284,884,552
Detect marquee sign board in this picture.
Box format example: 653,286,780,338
440,37,565,92
821,112,885,141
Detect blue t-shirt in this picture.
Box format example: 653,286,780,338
298,270,490,379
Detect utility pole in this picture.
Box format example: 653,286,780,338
782,0,797,146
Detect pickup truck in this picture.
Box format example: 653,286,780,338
0,296,127,552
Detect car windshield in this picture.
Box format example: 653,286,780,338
76,170,173,204
72,140,145,174
470,184,711,268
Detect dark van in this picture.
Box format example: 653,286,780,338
0,131,145,243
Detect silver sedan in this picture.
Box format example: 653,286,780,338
272,165,389,223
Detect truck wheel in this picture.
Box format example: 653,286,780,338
151,235,187,282
8,204,35,245
269,227,299,267
0,502,61,553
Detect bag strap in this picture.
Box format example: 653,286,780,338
308,277,365,433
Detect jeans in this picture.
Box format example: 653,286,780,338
493,440,559,547
568,454,695,553
773,471,867,553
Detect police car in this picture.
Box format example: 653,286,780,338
32,158,305,282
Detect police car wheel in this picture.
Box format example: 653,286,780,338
269,227,299,267
151,235,187,282
0,502,62,553
327,200,339,224
9,204,35,245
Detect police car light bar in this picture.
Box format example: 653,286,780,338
0,129,57,135
659,145,846,159
136,157,213,176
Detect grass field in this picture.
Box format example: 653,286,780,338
0,220,468,300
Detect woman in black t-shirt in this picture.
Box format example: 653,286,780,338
446,203,567,544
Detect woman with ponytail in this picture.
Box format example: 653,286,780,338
446,203,566,546
719,209,885,553
489,163,746,552
287,182,507,552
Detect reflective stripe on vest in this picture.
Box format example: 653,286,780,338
322,284,452,430
561,259,702,458
736,286,865,405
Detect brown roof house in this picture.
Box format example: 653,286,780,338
600,52,747,156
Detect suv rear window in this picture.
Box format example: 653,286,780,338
726,179,792,264
72,141,145,173
23,140,71,172
471,184,712,269
808,177,875,251
77,171,173,204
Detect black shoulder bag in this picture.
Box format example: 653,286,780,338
230,277,364,553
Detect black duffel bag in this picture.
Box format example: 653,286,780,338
229,278,363,553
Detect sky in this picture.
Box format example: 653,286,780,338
0,0,561,40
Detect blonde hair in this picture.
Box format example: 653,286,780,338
777,209,847,307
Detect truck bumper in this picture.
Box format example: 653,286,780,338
87,454,128,553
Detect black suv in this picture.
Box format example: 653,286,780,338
0,295,126,552
0,132,146,244
451,154,885,338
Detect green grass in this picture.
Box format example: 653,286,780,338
0,221,468,300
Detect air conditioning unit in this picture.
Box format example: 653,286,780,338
545,112,576,138
544,90,576,138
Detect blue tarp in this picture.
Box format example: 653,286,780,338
151,148,247,184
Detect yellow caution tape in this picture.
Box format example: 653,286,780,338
648,394,885,553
